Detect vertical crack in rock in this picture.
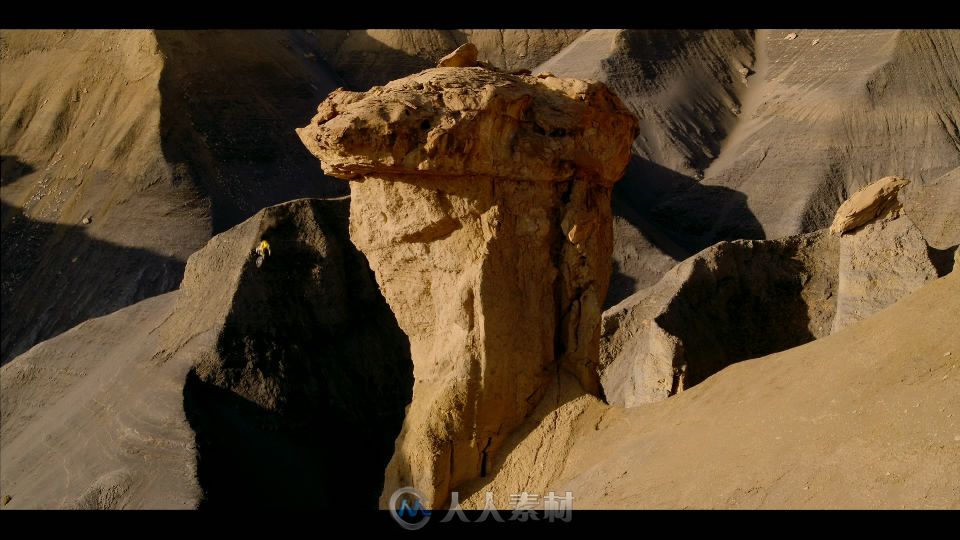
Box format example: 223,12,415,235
298,65,638,508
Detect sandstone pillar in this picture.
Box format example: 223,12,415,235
298,66,638,507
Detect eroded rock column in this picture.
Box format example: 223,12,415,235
298,66,638,507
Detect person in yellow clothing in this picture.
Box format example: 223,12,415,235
255,239,271,267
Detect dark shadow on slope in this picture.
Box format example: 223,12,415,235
182,198,413,509
612,191,690,263
607,258,639,310
655,235,835,391
315,29,468,90
615,156,766,254
606,192,690,308
155,30,348,234
0,155,35,187
604,155,765,307
183,371,337,508
928,243,957,277
604,30,755,177
0,200,184,364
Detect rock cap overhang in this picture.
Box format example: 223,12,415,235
297,67,640,185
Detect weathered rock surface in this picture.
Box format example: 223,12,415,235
460,272,960,509
901,166,960,250
0,198,412,509
600,178,949,407
298,66,638,507
438,43,478,67
832,211,940,334
601,231,839,407
829,176,910,235
299,69,637,183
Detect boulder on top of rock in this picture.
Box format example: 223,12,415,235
299,66,638,508
438,43,479,67
830,176,910,235
297,67,639,184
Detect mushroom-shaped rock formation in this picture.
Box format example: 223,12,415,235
298,66,638,508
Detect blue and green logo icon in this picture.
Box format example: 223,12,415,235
389,487,432,530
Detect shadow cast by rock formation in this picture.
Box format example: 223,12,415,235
180,198,414,509
183,370,333,509
314,29,469,90
155,30,348,234
607,258,639,309
0,199,185,364
616,156,767,255
0,155,35,187
928,244,958,277
656,246,818,389
604,155,766,307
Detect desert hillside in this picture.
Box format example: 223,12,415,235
1,29,958,513
460,272,960,509
1,198,411,509
0,30,344,363
540,30,960,305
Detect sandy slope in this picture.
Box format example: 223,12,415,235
0,292,201,509
697,30,960,243
539,29,960,305
0,30,343,363
0,198,412,509
461,273,960,508
0,30,209,364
